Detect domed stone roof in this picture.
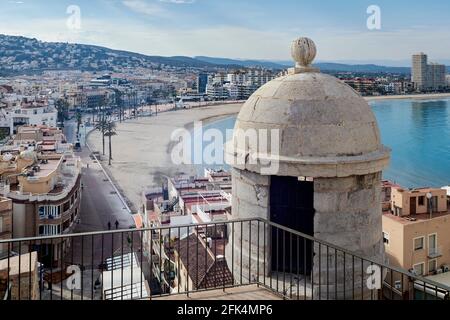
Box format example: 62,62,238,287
226,37,390,177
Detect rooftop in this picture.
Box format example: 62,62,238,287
383,210,450,225
176,233,232,290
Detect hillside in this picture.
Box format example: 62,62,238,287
195,56,413,74
0,34,220,75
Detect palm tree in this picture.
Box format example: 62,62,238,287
104,120,117,166
94,115,108,155
133,91,138,118
75,110,82,135
55,99,69,127
114,89,123,123
126,91,132,119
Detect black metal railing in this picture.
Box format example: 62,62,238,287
0,218,449,300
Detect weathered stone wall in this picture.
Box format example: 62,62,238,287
225,168,271,284
313,172,385,299
0,251,39,300
226,169,385,299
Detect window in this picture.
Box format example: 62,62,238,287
382,232,389,245
418,196,425,206
38,224,61,236
428,259,438,274
413,262,425,276
63,201,70,212
428,234,437,255
414,237,424,251
432,196,438,212
38,205,61,219
0,216,3,233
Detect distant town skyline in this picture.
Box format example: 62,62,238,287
1,0,450,64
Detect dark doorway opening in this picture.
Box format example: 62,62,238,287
270,176,314,275
410,197,416,215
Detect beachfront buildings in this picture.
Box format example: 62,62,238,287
196,73,208,94
382,184,450,294
0,97,57,136
205,69,276,100
412,53,447,92
0,125,81,265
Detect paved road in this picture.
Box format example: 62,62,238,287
77,148,134,232
60,118,137,293
63,119,134,233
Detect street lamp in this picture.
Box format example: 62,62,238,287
426,192,433,219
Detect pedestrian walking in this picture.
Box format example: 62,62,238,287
115,220,119,229
107,221,111,230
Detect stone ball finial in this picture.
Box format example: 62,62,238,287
291,37,316,67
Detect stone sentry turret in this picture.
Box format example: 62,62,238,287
224,37,390,299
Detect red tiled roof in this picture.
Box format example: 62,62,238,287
176,234,232,290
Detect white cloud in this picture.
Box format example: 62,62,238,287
159,0,195,3
122,0,165,16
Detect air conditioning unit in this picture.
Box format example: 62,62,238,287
442,265,450,273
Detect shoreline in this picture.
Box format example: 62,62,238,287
87,93,450,211
87,103,242,210
365,93,450,101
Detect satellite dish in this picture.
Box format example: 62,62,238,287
2,153,13,161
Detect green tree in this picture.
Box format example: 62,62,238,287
75,110,82,135
104,120,117,166
94,114,108,155
55,99,69,127
114,90,124,123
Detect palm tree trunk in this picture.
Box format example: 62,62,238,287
102,130,105,155
108,135,112,165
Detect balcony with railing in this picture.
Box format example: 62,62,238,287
0,218,449,301
428,247,443,259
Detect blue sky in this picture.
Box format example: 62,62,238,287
1,0,450,64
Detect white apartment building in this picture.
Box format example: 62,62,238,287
0,103,57,135
227,72,248,84
412,53,447,91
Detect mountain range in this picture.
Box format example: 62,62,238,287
2,34,446,76
194,56,414,74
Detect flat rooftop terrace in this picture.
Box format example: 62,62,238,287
383,210,450,225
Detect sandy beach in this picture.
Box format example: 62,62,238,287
87,92,450,212
87,103,242,211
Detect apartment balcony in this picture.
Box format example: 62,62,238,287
0,218,449,300
428,247,443,259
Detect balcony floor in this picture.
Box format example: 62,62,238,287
154,285,283,300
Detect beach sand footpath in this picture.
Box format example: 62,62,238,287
87,103,242,211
